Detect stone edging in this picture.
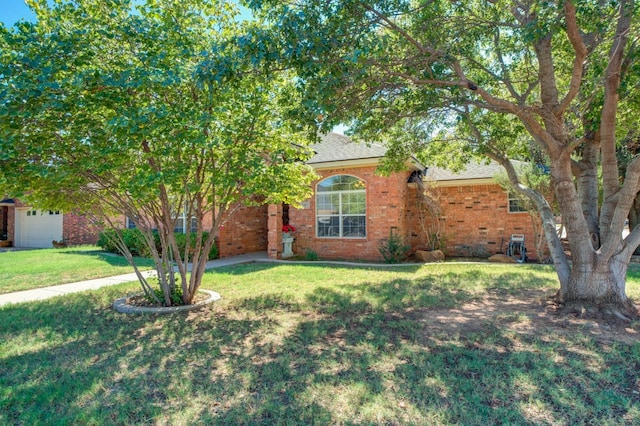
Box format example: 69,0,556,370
113,289,221,314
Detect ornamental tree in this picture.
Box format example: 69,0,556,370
242,0,640,319
0,0,315,305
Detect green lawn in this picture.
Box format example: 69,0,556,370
0,246,155,294
1,262,639,424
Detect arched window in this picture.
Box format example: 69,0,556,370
316,175,366,238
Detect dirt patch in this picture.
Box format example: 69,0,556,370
125,291,210,308
419,288,640,345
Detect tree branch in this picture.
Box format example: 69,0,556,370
556,1,588,116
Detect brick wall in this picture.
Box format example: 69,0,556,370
282,166,414,261
63,213,103,245
432,183,540,259
5,203,18,245
0,206,14,243
217,204,268,258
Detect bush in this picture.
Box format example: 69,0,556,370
378,232,410,264
305,249,319,261
97,228,156,257
150,283,183,306
173,232,219,260
98,229,218,260
96,229,119,253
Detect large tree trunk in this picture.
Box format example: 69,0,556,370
562,251,636,320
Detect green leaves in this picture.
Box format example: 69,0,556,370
0,0,315,227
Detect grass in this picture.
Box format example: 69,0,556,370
1,262,639,424
0,246,156,294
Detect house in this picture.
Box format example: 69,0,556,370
260,135,538,261
1,133,539,260
0,198,101,248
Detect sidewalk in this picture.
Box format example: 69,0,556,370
0,251,269,307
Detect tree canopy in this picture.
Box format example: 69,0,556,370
0,0,316,305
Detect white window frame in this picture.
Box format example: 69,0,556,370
174,211,197,234
508,191,527,213
316,175,366,239
125,217,137,229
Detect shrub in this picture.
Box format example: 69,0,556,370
96,229,119,253
378,232,410,264
305,249,319,261
122,229,150,257
98,229,218,260
150,283,183,306
173,232,218,260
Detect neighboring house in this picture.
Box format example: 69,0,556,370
0,198,101,248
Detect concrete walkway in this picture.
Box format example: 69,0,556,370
0,251,269,307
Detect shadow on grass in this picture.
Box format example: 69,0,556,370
59,249,155,268
0,269,638,424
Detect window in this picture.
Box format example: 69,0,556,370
508,191,527,213
316,175,366,238
174,212,197,234
126,215,196,233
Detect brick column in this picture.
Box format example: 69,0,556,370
267,204,284,259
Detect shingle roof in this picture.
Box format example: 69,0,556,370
425,160,528,181
307,132,388,164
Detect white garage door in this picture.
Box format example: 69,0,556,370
15,209,63,248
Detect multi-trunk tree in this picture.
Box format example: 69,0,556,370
243,0,640,318
0,0,315,305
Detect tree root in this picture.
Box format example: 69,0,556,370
550,295,639,325
601,304,638,324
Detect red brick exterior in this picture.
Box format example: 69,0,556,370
269,166,421,261
62,212,103,245
264,171,539,261
3,179,539,259
432,183,539,259
0,206,15,244
217,204,268,258
267,204,284,259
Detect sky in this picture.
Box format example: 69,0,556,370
1,0,35,26
0,0,253,27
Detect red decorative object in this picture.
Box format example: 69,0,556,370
282,224,296,233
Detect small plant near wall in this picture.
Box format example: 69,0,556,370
304,249,318,261
378,231,410,264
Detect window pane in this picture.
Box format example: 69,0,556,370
318,175,365,192
342,216,366,237
342,192,365,214
317,193,339,215
508,192,527,213
317,216,339,237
